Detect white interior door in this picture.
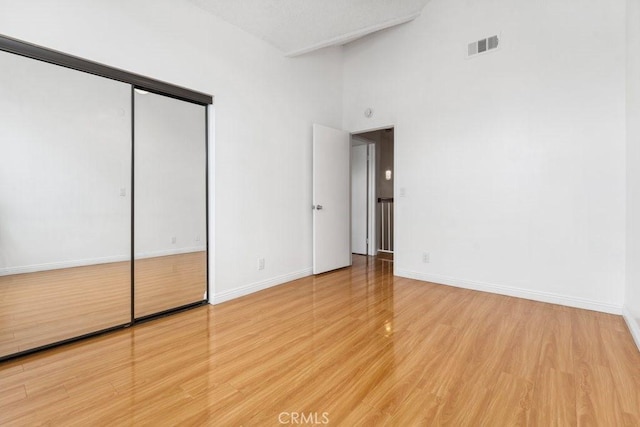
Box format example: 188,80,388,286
313,124,351,274
351,144,368,255
367,145,376,256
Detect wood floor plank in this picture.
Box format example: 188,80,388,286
0,384,26,406
530,368,577,427
480,371,534,426
1,255,639,425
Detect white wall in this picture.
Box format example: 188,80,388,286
343,0,627,312
625,0,640,347
3,0,635,319
0,0,343,300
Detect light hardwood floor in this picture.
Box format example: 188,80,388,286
1,255,639,425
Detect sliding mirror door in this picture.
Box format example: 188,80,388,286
134,91,207,318
0,51,132,358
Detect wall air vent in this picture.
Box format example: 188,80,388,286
467,35,499,58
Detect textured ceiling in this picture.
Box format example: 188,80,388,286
190,0,430,56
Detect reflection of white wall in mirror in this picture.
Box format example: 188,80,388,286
133,91,207,259
0,50,132,275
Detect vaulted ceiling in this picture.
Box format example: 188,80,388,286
189,0,431,57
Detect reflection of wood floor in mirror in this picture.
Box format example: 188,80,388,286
0,262,130,357
134,251,207,318
0,251,206,358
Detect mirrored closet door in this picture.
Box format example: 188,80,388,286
0,35,211,361
133,90,207,319
0,50,132,358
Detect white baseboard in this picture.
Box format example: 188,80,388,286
623,306,640,352
211,268,313,305
395,268,622,315
0,246,206,276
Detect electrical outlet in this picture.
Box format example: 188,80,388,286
258,258,265,270
422,252,430,263
171,236,177,244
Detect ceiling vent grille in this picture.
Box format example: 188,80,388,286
467,35,499,58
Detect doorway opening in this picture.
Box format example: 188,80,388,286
351,127,394,261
